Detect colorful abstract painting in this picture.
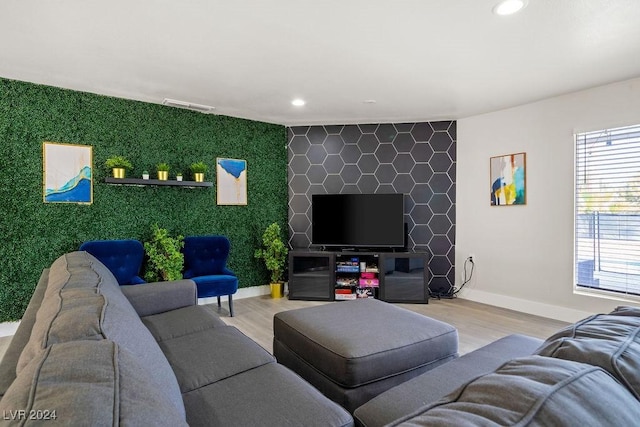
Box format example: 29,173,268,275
43,142,93,204
490,152,526,206
216,158,247,205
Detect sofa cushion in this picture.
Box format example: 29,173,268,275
0,340,187,426
535,305,640,400
141,304,227,343
392,355,640,426
158,325,275,393
182,362,353,427
16,251,185,418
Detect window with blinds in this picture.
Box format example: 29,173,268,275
575,123,640,298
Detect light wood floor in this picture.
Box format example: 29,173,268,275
221,295,570,355
0,296,570,363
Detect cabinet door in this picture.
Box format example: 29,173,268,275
380,254,428,303
288,252,334,300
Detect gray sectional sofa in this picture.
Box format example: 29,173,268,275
354,306,640,426
0,251,353,426
3,249,640,426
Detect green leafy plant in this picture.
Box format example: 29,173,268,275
105,155,133,170
190,162,208,173
254,222,288,283
143,223,184,282
157,162,170,172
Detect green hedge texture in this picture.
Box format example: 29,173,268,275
0,78,288,322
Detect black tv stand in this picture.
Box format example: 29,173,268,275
288,250,429,303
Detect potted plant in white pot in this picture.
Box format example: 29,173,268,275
254,222,288,298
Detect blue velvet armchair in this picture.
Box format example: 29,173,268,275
78,239,146,285
182,235,239,316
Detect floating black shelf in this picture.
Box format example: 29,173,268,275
104,177,213,188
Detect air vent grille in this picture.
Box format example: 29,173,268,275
162,98,215,114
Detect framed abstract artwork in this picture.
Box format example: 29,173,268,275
43,142,93,204
490,152,526,206
216,158,247,205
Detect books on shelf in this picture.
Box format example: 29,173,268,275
335,255,379,300
359,278,379,287
336,277,358,287
336,265,360,273
356,287,375,298
335,293,357,300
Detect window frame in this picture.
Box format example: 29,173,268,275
574,123,640,303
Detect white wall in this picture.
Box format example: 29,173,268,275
456,77,640,322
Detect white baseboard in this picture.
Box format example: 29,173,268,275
197,285,270,305
458,288,593,323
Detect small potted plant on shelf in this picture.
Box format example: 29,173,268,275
190,162,208,182
142,170,150,180
143,223,184,282
254,222,289,298
157,163,170,181
176,172,183,182
105,155,133,179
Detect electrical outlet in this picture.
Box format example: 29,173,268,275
468,254,475,263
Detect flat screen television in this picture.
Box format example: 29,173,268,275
311,193,405,249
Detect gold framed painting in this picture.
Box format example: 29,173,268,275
490,152,526,206
43,142,93,204
216,158,247,205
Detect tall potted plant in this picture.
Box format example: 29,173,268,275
143,223,184,281
105,155,133,179
254,222,288,298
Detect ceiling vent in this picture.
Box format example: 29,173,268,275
162,98,216,114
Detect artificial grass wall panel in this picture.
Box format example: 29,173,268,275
0,78,287,322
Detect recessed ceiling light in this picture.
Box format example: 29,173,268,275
291,99,305,107
492,0,527,16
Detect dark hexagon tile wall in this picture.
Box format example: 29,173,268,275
287,121,457,294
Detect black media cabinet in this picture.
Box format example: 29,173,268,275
288,250,429,303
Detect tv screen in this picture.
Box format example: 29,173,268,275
311,193,405,249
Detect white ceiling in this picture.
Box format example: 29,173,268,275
1,0,640,126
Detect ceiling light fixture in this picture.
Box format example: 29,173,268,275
291,99,306,107
492,0,527,16
162,98,215,114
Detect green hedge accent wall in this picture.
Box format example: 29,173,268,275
0,78,288,322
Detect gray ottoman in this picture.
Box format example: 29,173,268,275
273,299,458,413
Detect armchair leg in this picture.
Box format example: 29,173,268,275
217,296,221,308
228,295,234,317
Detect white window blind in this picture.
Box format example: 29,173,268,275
575,123,640,297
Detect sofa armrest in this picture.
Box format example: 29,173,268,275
121,280,197,317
